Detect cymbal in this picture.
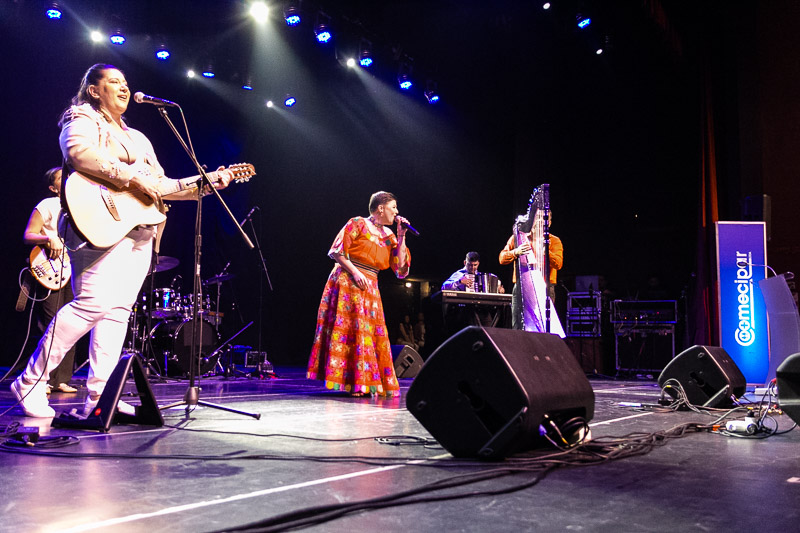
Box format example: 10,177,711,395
203,273,234,286
152,256,179,273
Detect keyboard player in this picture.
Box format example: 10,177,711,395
441,251,505,294
441,252,507,332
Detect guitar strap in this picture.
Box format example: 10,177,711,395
15,272,33,312
59,158,92,247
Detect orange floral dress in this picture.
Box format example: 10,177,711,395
307,217,410,396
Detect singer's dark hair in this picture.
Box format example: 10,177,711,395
59,63,122,126
465,251,480,262
368,191,396,214
44,167,62,196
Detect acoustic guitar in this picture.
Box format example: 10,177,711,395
63,163,255,248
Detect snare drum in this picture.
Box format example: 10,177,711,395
151,288,181,319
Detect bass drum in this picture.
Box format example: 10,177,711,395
149,318,220,378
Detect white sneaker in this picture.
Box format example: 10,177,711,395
83,396,137,417
83,396,99,417
11,378,55,418
117,400,136,416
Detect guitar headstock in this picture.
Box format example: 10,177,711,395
227,163,256,183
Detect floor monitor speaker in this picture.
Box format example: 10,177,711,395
392,345,424,378
406,327,594,459
657,345,746,407
52,353,164,432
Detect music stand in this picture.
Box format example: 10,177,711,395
149,105,260,420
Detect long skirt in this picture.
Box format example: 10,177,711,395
307,265,399,396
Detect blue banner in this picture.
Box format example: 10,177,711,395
716,222,769,383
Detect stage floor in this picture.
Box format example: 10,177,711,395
0,368,798,532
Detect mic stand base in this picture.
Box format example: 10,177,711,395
159,386,261,419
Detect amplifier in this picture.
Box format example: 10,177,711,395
567,292,602,317
611,300,677,324
615,326,675,372
229,346,272,370
567,319,601,337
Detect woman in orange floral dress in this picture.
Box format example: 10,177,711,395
307,191,411,397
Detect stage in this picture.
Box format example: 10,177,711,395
0,368,798,532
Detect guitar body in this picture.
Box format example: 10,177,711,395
63,172,167,248
30,246,71,291
62,163,255,248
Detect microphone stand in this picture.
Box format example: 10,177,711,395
243,211,273,365
151,105,259,420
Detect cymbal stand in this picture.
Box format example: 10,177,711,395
151,104,259,420
203,262,230,328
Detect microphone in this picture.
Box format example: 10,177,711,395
133,91,179,107
239,206,258,226
400,220,420,236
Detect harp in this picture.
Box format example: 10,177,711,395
513,184,565,337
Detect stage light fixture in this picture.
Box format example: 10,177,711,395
315,12,332,44
46,3,62,19
315,27,332,43
249,1,270,23
202,64,215,78
346,58,356,68
577,14,592,29
266,100,274,108
242,77,254,90
187,70,196,78
90,30,104,43
424,80,440,104
110,29,126,45
543,2,551,10
359,38,374,67
397,58,413,90
284,5,301,26
155,44,170,60
284,95,297,107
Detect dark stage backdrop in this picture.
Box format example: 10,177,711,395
4,1,793,368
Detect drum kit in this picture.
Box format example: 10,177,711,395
126,256,234,378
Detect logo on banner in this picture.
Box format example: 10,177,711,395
734,251,755,347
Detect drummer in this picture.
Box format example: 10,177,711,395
441,251,504,293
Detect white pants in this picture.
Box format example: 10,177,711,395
22,223,154,398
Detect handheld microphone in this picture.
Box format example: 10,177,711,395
400,220,420,236
133,91,179,107
239,206,258,226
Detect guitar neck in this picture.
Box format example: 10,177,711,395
159,164,254,196
161,171,219,197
